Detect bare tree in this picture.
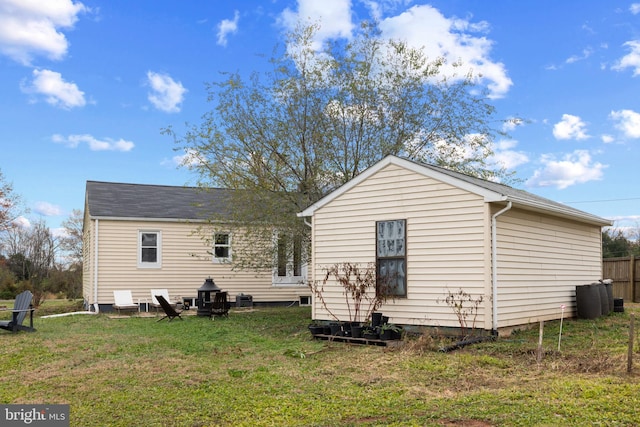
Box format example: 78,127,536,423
59,209,83,266
1,219,56,305
0,169,24,232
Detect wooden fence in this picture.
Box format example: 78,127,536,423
602,256,640,302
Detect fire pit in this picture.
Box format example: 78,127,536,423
197,277,220,316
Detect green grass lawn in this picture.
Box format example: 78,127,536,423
1,300,639,426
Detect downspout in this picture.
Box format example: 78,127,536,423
302,217,314,318
93,218,99,311
491,201,512,333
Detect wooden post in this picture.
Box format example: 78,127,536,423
537,321,544,365
629,314,635,374
631,256,637,302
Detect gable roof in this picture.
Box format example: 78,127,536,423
298,155,613,227
85,181,232,221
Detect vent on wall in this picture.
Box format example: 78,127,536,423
299,296,311,306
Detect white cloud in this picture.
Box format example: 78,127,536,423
278,2,511,99
0,0,87,65
279,0,354,48
553,114,589,140
361,0,412,21
379,5,512,99
502,117,524,132
609,215,640,223
612,40,640,76
631,3,640,14
52,133,134,151
163,149,204,168
21,68,86,109
12,216,31,228
610,109,640,138
526,150,606,189
566,47,593,64
217,10,239,47
34,201,62,216
361,0,382,21
52,227,72,240
490,139,529,170
601,134,614,143
146,71,187,113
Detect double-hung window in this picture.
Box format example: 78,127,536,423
376,219,406,297
139,231,161,268
213,232,232,263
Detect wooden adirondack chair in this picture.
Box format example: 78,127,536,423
0,290,36,333
210,291,230,319
155,294,183,322
150,289,176,313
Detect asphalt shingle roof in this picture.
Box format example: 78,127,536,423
416,161,588,214
85,181,232,220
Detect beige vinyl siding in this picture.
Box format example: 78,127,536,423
92,220,307,306
495,207,603,327
312,163,488,327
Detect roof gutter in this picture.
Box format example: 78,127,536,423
492,201,512,333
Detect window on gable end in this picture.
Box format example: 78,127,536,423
376,219,406,297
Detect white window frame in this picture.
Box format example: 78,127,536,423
212,232,232,263
138,230,162,269
272,232,307,286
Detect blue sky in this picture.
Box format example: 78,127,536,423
2,0,640,236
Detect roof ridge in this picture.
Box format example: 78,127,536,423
85,180,230,191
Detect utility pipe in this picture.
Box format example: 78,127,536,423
491,201,512,333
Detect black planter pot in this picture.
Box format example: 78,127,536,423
308,324,324,336
380,329,394,340
371,312,383,327
392,327,403,340
341,322,354,337
344,322,360,337
351,325,364,339
329,322,343,336
362,328,378,340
